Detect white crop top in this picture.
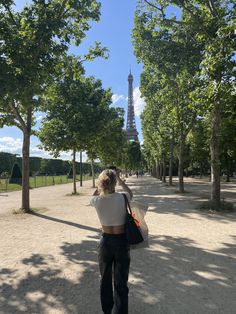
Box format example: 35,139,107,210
90,192,131,226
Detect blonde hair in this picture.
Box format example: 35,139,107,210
97,169,117,193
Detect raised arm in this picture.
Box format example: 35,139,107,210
116,173,133,199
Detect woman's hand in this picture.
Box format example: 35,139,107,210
116,172,133,199
115,169,122,181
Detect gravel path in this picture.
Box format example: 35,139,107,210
0,176,236,314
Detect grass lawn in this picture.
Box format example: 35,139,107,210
0,175,93,193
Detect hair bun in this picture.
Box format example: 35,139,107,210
97,169,117,193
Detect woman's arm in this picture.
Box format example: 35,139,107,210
116,174,133,199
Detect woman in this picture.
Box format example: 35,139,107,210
90,168,133,314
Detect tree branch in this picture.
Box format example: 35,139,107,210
143,0,162,12
144,0,166,19
9,102,27,133
143,0,211,37
208,0,217,17
58,0,70,19
179,3,211,37
149,133,158,150
143,0,184,29
163,18,183,26
2,4,18,27
185,112,197,138
14,121,24,131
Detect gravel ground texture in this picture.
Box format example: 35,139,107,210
0,175,236,314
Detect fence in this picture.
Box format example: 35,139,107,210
0,174,94,193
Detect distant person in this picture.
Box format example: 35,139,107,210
90,168,133,314
135,171,139,178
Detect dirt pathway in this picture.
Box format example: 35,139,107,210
0,176,236,314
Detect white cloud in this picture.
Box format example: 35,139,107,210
133,87,146,117
0,137,22,155
29,147,88,162
111,89,146,117
112,94,125,104
0,136,87,162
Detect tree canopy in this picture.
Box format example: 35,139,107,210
133,0,235,208
0,0,106,210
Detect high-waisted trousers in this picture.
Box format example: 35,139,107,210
98,233,130,314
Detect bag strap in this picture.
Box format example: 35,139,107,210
122,193,132,215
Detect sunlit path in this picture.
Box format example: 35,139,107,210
0,176,236,313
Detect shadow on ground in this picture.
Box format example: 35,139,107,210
0,235,236,313
29,211,101,233
0,235,100,314
131,177,236,223
130,235,236,314
1,176,236,313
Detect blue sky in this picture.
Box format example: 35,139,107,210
0,0,145,161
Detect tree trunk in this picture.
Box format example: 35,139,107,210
178,137,185,193
72,149,77,194
80,151,83,187
169,139,174,186
152,163,156,177
91,159,95,188
200,162,203,178
156,159,160,179
210,102,221,208
162,153,166,183
21,130,30,211
159,162,163,181
226,154,230,182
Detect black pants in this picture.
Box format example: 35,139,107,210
98,233,130,314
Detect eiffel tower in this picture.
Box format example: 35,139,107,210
126,70,139,142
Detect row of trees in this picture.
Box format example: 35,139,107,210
0,1,144,210
0,152,101,177
133,0,235,209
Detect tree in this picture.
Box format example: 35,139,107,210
91,110,126,165
86,107,125,187
38,72,115,194
187,119,210,177
127,141,142,172
0,0,105,210
133,2,202,191
220,96,236,181
133,0,235,205
137,65,197,191
140,75,177,185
